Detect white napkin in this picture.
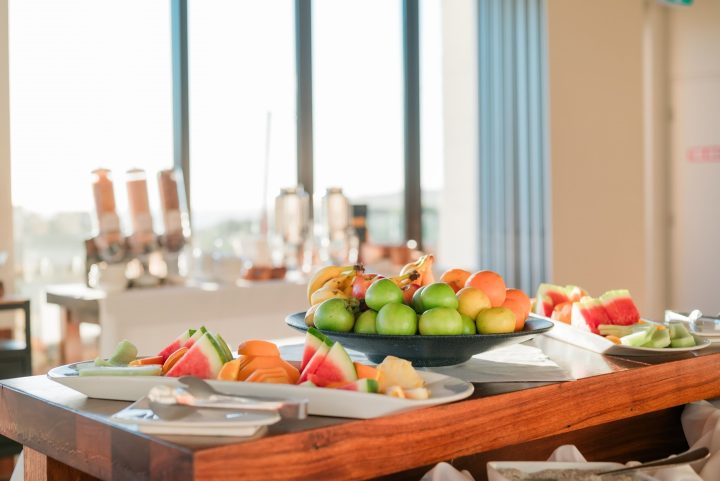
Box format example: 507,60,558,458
422,344,573,383
421,397,720,481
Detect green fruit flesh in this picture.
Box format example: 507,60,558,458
670,335,696,348
642,328,671,348
79,365,161,376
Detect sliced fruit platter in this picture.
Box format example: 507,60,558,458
48,326,474,419
288,257,553,366
531,283,711,355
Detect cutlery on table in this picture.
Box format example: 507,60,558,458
596,447,710,477
148,377,308,420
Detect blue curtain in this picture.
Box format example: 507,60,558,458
478,0,549,293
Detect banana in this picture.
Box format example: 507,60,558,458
306,264,360,304
400,255,435,286
310,286,349,306
305,304,320,327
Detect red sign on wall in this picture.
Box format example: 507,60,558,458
687,145,720,163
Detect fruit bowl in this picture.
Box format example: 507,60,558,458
285,312,553,367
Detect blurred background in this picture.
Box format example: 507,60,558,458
0,0,718,372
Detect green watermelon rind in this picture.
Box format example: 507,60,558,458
311,342,358,385
215,333,234,363
166,332,226,379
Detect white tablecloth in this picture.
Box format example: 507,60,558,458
97,281,306,357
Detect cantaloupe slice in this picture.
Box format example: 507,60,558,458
217,358,243,381
245,367,290,384
237,340,280,357
353,362,378,380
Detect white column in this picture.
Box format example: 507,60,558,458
438,0,480,270
0,0,13,294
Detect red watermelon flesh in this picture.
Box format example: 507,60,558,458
165,332,225,379
305,342,357,387
571,298,611,334
599,290,640,326
533,294,554,316
298,342,331,384
301,328,331,372
157,328,195,362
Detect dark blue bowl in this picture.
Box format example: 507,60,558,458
285,312,553,367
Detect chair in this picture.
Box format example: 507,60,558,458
0,298,31,458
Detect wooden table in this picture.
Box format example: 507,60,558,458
1,337,719,481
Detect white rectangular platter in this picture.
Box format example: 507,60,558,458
533,314,712,356
48,361,474,420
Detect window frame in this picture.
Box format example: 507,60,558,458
171,0,423,247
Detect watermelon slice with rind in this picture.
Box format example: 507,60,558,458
571,297,611,334
599,290,640,326
157,328,195,362
298,341,331,384
303,342,357,387
165,332,226,379
533,284,570,316
301,328,331,372
336,378,378,393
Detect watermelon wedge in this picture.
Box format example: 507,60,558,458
183,327,208,350
533,284,571,316
157,328,195,362
304,342,357,387
599,290,640,326
571,297,611,334
165,332,226,379
301,328,331,372
565,285,589,302
336,378,378,393
298,341,331,384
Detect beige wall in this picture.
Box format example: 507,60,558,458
669,0,720,313
0,0,12,293
547,0,666,316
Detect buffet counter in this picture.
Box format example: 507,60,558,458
1,336,719,481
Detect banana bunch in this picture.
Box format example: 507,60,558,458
306,264,361,304
305,264,362,327
400,254,435,286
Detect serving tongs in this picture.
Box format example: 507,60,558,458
148,377,308,420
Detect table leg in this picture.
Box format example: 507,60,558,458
59,309,83,365
24,448,98,481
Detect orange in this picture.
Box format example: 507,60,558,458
439,269,471,293
465,271,506,307
502,298,528,331
504,289,531,313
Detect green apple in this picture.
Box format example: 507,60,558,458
412,285,426,313
418,307,463,335
365,278,403,311
419,283,459,311
314,298,355,332
475,307,516,334
376,303,417,335
461,314,476,335
457,286,492,319
353,310,378,334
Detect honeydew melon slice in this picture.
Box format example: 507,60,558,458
642,327,671,348
94,340,138,367
165,332,226,379
670,335,696,348
79,365,161,376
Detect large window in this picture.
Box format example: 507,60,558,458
188,0,297,253
312,0,405,245
9,0,173,343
